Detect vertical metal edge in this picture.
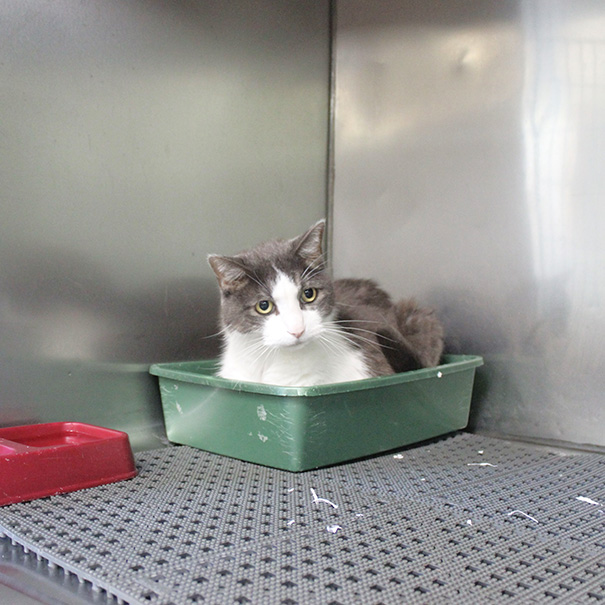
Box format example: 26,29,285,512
325,0,337,272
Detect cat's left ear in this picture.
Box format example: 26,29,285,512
207,254,248,292
291,219,325,264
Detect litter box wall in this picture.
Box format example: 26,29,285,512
0,0,331,449
332,0,605,448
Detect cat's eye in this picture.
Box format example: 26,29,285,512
301,287,318,303
255,300,274,315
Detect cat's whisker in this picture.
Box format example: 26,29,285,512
341,327,400,345
226,259,270,296
302,268,325,283
245,342,272,360
331,320,396,334
249,272,273,297
303,266,325,281
302,252,325,271
325,321,401,345
317,333,353,357
301,255,326,281
317,340,346,360
237,335,282,366
331,318,390,326
322,325,399,352
255,345,277,369
239,336,269,358
320,327,375,351
200,328,228,340
334,311,404,343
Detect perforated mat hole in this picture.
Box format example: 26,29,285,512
414,586,429,594
141,590,159,601
587,590,605,601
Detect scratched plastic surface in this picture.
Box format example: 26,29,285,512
0,422,137,506
0,433,603,604
149,355,483,471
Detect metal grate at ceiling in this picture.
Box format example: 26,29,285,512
0,432,603,604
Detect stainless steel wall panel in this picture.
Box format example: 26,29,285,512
333,0,605,447
0,1,330,448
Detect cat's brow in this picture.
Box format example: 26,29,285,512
244,266,272,296
301,255,325,281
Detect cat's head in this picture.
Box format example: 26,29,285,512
208,220,334,348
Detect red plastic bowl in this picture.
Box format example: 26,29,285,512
0,422,137,506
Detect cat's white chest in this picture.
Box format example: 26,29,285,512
219,330,370,386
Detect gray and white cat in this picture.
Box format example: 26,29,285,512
208,220,444,386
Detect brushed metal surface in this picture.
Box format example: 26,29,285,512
333,0,605,446
0,0,330,449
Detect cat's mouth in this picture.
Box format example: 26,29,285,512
279,335,312,349
285,338,308,348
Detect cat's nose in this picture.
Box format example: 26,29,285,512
288,328,305,339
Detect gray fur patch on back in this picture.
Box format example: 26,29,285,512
334,279,444,373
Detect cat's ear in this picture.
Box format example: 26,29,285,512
291,219,325,264
208,254,248,291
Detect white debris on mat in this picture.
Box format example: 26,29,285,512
287,519,295,526
310,488,338,509
477,450,484,455
466,519,473,526
437,371,443,378
326,525,342,534
287,488,295,493
576,496,602,506
393,453,404,459
257,433,268,443
467,462,498,467
256,405,267,421
507,510,539,523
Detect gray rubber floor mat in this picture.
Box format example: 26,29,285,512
0,432,603,604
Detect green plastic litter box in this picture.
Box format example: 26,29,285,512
149,354,483,472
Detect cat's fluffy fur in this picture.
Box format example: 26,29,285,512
208,220,444,386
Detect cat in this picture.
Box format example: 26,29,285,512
208,220,444,386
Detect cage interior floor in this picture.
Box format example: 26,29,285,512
0,432,603,604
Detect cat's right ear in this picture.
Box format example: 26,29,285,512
292,219,326,264
208,254,247,292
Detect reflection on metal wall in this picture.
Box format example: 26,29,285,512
333,0,605,447
0,0,330,448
